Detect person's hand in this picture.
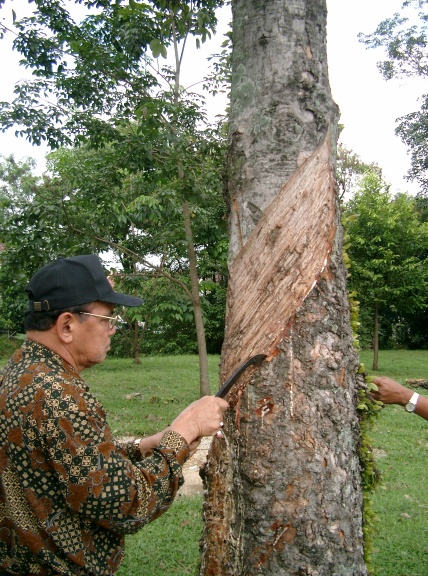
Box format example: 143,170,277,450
170,396,229,445
371,376,413,406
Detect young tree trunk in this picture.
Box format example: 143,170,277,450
174,34,210,396
372,302,379,371
182,200,211,396
199,1,367,574
132,320,141,364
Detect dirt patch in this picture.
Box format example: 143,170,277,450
178,436,212,497
120,435,212,497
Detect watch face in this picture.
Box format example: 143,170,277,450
406,402,416,412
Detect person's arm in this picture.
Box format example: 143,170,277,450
131,429,202,458
371,376,428,421
40,382,228,535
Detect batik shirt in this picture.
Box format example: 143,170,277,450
0,340,189,576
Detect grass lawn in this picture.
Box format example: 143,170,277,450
83,355,222,438
360,350,428,576
1,346,427,574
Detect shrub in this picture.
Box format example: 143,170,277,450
0,334,22,359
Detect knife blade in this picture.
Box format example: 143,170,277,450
215,354,267,398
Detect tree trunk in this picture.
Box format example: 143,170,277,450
199,1,367,574
132,320,141,364
182,200,211,396
372,302,379,371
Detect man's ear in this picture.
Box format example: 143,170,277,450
55,312,76,343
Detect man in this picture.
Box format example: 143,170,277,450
0,255,228,576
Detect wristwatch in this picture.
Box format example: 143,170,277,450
405,392,420,413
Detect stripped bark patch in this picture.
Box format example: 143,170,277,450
222,134,336,379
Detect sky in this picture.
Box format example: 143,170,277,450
0,0,425,195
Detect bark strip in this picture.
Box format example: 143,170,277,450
222,133,335,379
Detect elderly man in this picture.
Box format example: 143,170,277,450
0,255,228,576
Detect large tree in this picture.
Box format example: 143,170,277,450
200,0,368,574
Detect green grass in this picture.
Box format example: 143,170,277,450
84,355,221,437
117,495,203,576
360,350,428,576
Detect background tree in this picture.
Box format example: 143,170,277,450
344,170,428,369
0,0,228,392
200,0,368,573
0,138,228,361
358,0,428,194
0,154,45,330
336,140,381,201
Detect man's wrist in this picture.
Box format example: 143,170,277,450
398,387,414,406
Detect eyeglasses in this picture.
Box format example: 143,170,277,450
78,312,120,330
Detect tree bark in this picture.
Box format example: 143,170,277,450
199,0,367,574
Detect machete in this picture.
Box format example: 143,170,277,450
215,354,267,399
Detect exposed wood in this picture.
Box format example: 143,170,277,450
221,133,336,383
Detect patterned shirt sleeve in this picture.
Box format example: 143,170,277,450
33,377,189,535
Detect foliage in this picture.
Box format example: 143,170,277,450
108,267,226,357
358,0,428,193
356,366,383,573
0,1,231,371
336,141,381,201
343,225,382,573
0,0,227,148
343,170,428,356
0,146,228,354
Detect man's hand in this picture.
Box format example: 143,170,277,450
170,396,229,445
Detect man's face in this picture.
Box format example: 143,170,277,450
71,301,116,371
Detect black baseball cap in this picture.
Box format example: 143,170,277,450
26,255,143,311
